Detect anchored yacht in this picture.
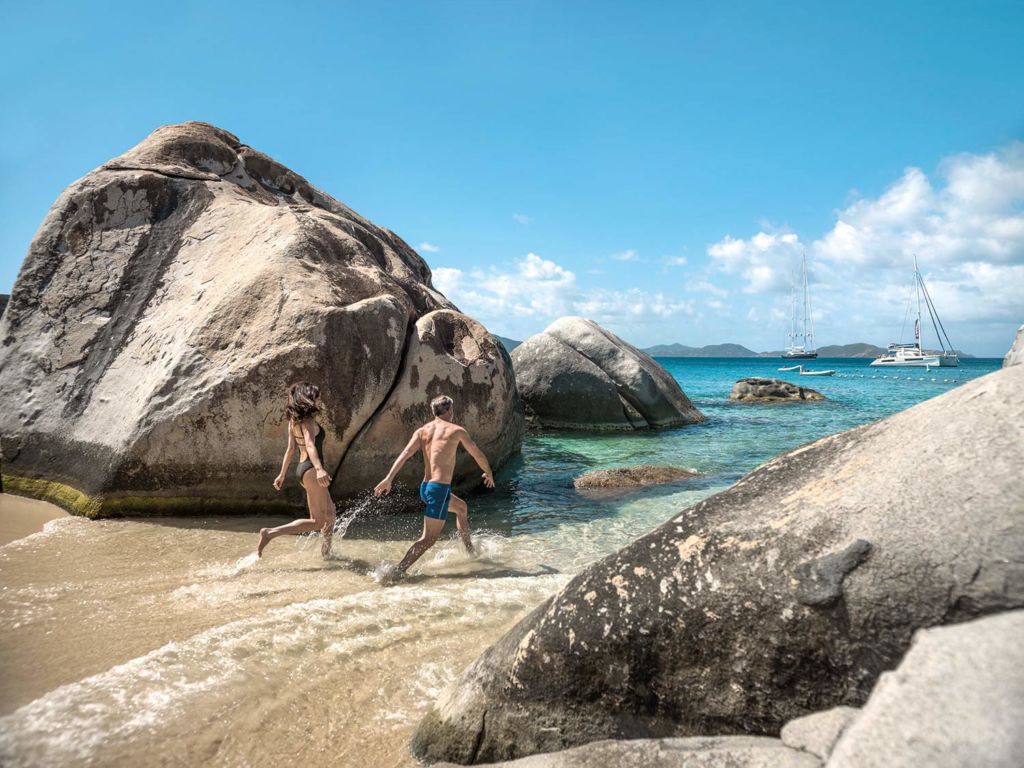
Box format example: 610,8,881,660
870,258,959,368
782,251,817,359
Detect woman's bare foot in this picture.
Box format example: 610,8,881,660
257,528,271,558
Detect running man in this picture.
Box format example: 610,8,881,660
374,394,494,576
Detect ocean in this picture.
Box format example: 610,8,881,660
0,356,1002,767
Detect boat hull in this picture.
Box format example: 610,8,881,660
869,357,939,368
782,351,818,359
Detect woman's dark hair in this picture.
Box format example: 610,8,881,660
286,382,320,421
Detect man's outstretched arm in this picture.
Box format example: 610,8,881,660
375,432,421,496
459,430,495,488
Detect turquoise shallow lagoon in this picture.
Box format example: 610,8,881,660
376,356,1002,572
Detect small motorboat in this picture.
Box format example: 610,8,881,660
778,365,802,372
799,368,835,376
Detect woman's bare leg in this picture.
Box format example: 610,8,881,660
257,470,332,558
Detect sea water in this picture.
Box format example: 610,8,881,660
0,357,1002,767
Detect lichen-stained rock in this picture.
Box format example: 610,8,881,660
338,309,523,496
1004,324,1024,367
412,364,1024,764
0,122,521,516
730,378,825,402
827,611,1024,768
573,465,697,491
511,317,704,430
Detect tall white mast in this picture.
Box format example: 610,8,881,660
801,251,815,352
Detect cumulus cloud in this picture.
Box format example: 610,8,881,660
418,242,441,253
705,142,1024,354
663,255,688,266
512,213,532,225
431,252,696,338
707,231,803,294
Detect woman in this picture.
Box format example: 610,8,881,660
257,382,336,558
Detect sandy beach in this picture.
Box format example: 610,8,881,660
0,494,68,547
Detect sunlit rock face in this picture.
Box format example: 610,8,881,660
413,363,1024,764
0,122,522,516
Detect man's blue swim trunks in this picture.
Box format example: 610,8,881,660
420,481,451,521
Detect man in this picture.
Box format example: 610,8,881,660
374,394,494,576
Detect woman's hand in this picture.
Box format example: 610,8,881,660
316,468,331,488
273,474,285,491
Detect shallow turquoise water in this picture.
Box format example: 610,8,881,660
351,357,1002,572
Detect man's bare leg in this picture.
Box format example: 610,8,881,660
396,516,445,575
449,494,475,555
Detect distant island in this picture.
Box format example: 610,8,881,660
495,334,974,358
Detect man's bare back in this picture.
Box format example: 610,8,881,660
418,419,469,484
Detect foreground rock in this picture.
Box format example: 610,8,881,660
730,378,825,402
828,610,1024,768
413,364,1024,763
573,465,697,490
511,317,704,430
437,736,819,768
0,294,8,319
432,612,1023,767
1005,324,1024,367
0,122,523,516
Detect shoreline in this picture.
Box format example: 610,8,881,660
0,493,68,546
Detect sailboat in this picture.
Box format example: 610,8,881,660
781,251,817,359
870,257,959,368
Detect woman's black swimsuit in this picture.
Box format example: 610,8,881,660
295,423,326,482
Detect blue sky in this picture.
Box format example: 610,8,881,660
2,1,1022,355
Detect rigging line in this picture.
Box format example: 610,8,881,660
918,274,955,352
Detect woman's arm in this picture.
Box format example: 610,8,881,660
374,431,421,496
301,419,331,488
274,425,297,490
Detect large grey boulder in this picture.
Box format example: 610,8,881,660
828,610,1024,768
0,122,523,517
730,378,825,402
412,364,1024,764
1004,324,1024,367
0,294,8,320
511,317,704,430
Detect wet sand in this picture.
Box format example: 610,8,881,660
0,494,68,546
0,510,568,767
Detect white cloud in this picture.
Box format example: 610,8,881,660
431,252,695,339
419,242,441,253
705,142,1024,354
663,255,688,266
707,231,802,294
512,213,532,225
610,249,639,262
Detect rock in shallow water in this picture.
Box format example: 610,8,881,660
0,122,523,516
573,465,698,490
510,317,704,431
412,363,1024,764
730,378,825,402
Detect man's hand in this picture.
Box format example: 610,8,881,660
374,478,392,497
482,472,495,489
316,468,331,488
273,474,285,491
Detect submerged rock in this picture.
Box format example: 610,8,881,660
1004,324,1024,367
412,364,1024,764
511,317,704,430
573,465,697,490
0,122,523,517
730,378,825,402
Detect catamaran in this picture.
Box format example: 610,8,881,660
870,257,958,368
782,251,817,359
